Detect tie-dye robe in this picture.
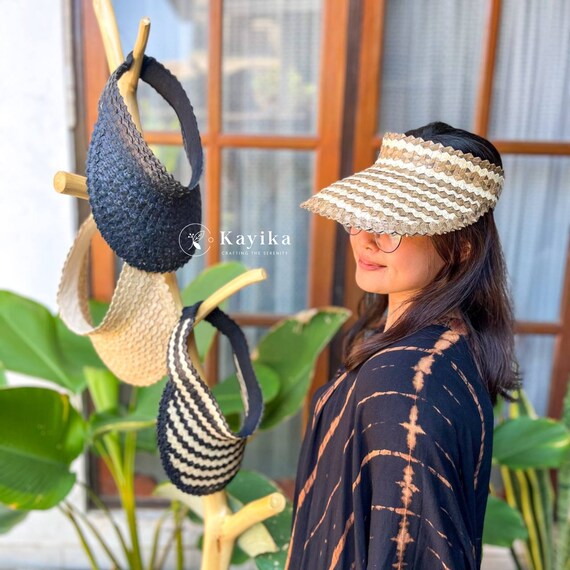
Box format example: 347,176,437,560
285,321,494,570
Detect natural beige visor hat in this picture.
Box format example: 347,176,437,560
56,214,181,386
299,132,505,236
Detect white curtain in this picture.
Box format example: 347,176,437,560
378,0,570,417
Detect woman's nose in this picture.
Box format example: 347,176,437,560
357,230,377,249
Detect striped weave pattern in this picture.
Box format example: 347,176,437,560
300,132,505,236
157,302,264,496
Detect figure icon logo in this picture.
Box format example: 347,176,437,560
179,223,213,257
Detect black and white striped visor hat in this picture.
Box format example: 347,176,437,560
299,132,505,236
157,301,264,496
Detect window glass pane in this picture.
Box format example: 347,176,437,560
493,155,570,322
218,326,302,481
114,0,208,132
489,0,570,141
220,148,314,313
377,0,486,134
222,0,322,134
513,333,556,417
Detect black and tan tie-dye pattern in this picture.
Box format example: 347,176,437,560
285,321,494,570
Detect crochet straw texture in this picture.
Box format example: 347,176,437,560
87,52,203,272
157,302,264,496
56,214,181,386
300,132,505,236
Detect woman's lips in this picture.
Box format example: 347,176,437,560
358,257,386,271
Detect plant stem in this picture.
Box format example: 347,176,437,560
156,507,179,570
59,504,98,570
66,502,122,568
174,502,184,570
148,508,171,570
122,428,143,570
510,544,524,570
79,481,131,563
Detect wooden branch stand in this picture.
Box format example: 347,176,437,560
53,1,286,567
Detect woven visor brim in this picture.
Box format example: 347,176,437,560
299,162,498,236
56,214,181,386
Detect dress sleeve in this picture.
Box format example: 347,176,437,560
353,356,480,569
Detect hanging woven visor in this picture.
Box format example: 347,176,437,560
86,51,204,273
56,214,181,386
157,301,264,496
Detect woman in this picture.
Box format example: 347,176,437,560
285,121,522,569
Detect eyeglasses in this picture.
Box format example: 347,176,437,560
342,224,402,253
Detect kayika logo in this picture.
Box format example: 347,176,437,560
179,223,214,257
179,224,292,257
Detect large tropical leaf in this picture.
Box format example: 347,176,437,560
493,416,570,469
496,389,563,570
84,369,166,448
226,470,292,570
0,291,84,392
0,387,86,510
0,503,28,534
483,495,528,547
213,362,280,416
254,307,351,429
555,378,570,570
180,261,250,360
132,377,168,453
84,367,119,414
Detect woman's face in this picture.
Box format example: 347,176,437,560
349,229,445,296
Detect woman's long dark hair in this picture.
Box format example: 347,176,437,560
342,121,522,407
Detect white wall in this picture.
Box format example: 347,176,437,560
0,3,239,568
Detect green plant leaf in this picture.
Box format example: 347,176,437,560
132,378,167,453
54,313,106,378
0,387,86,510
254,307,351,429
226,470,292,569
84,367,120,414
86,377,167,442
0,503,28,534
133,377,167,419
154,482,204,520
0,361,7,387
180,262,250,360
494,416,570,469
483,495,528,547
88,412,156,440
213,363,280,415
0,291,84,392
507,390,553,570
225,493,278,558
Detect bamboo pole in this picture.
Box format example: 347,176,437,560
53,3,286,567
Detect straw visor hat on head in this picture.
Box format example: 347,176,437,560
299,132,505,236
86,52,203,273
